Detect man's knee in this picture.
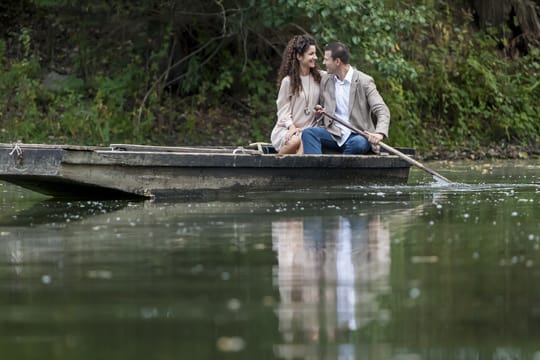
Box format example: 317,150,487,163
301,127,317,142
302,127,315,136
345,136,370,154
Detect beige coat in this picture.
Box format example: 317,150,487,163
318,68,390,148
271,74,321,151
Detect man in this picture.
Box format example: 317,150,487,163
301,42,390,154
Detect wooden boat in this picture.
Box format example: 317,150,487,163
0,143,414,199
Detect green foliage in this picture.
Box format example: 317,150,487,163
0,31,150,144
240,59,275,141
0,0,538,152
30,0,70,6
0,35,43,142
300,0,426,80
386,7,540,149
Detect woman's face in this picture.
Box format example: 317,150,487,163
297,45,318,69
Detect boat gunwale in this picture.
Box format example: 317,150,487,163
0,143,414,199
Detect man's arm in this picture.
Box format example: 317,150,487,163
364,78,390,138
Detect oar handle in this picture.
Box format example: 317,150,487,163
319,110,453,184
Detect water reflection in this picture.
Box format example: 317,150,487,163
0,198,130,226
1,160,539,360
272,214,391,359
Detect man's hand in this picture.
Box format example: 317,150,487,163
366,132,384,145
313,105,325,118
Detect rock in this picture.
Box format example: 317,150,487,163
42,71,70,92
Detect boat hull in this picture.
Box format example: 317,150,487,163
0,143,413,199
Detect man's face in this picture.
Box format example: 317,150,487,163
323,50,338,74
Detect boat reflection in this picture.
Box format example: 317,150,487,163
272,214,391,359
0,198,131,226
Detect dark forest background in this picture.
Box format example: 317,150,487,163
1,0,539,157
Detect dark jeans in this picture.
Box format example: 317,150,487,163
302,127,371,154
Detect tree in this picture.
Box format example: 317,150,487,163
468,0,540,56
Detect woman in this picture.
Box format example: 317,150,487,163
271,34,323,154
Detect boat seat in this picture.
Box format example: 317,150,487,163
248,142,277,154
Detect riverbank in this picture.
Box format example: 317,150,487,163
417,143,540,161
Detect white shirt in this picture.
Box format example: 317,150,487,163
333,66,354,146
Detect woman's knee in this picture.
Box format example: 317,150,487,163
279,134,301,154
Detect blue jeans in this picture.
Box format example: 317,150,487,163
302,127,371,154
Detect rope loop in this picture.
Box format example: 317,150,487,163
9,142,24,165
9,143,22,157
233,147,248,155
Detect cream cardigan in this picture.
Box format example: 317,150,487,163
271,73,322,151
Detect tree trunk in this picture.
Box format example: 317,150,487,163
468,0,540,55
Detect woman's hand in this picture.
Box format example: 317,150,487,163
284,125,300,145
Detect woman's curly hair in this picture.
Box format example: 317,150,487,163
276,34,322,96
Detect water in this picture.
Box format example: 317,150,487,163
0,160,539,359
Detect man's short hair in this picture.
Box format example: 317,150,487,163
325,42,350,64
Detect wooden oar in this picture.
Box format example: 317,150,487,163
319,110,453,184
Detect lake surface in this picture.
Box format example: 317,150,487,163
0,160,539,359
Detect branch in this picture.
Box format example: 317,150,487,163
136,37,218,122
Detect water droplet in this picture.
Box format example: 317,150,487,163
41,275,51,285
411,256,438,264
141,307,158,319
262,296,274,306
409,288,421,299
191,264,204,274
87,269,112,279
216,336,245,352
227,298,242,311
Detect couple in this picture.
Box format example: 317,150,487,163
271,34,390,155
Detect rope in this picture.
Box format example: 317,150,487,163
233,147,248,154
9,143,22,157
